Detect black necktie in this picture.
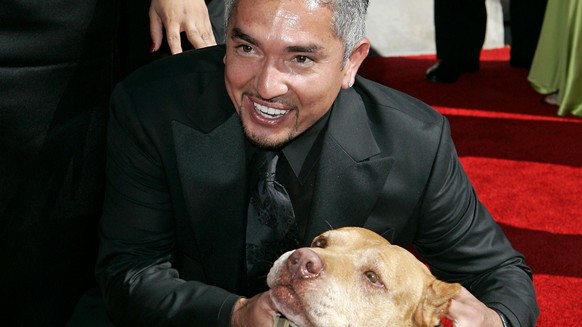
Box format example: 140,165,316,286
246,151,300,293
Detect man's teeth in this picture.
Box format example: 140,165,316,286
254,102,287,118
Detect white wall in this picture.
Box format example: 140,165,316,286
366,0,505,57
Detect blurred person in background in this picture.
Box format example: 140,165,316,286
0,0,223,325
426,0,548,83
528,0,582,117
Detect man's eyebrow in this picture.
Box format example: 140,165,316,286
287,44,322,53
231,27,259,46
232,27,322,54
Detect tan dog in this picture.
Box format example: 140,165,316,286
267,227,461,327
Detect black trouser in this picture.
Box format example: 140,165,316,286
434,0,487,68
509,0,548,68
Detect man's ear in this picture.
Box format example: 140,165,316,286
342,38,370,89
413,279,461,327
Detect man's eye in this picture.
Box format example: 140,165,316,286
294,55,313,64
237,44,254,53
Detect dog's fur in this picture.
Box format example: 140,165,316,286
267,227,461,327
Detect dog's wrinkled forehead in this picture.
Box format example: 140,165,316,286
311,227,389,249
311,227,428,277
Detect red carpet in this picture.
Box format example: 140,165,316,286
360,47,582,326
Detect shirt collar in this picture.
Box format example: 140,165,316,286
282,109,331,178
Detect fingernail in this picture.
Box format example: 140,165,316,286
149,43,156,53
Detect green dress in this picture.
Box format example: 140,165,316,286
528,0,582,117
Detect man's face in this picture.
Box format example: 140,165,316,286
224,0,352,149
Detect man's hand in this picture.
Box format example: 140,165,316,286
447,287,504,327
149,0,217,54
231,291,278,327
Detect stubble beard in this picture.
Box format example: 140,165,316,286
239,113,299,150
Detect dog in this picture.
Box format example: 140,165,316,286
267,227,461,327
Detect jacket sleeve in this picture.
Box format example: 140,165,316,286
414,116,539,327
95,82,239,327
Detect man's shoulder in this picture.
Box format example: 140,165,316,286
354,76,444,126
121,45,227,92
111,45,234,133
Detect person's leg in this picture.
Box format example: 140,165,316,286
427,0,487,82
509,0,548,68
457,0,487,69
433,0,456,62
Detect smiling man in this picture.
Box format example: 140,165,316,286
223,0,362,149
96,1,538,326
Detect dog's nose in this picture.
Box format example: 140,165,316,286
287,248,323,279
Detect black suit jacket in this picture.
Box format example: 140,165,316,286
96,45,538,326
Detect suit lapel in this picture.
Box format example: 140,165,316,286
305,88,394,243
172,84,395,285
173,113,248,292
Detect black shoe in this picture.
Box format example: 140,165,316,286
426,61,460,83
425,61,479,83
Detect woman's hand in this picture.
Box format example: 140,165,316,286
149,0,217,54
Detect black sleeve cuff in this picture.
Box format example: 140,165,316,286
217,294,243,327
496,310,511,327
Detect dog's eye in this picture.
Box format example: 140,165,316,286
312,237,327,248
364,271,384,287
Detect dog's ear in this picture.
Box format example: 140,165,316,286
412,279,461,327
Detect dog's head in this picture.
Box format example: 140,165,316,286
267,227,461,327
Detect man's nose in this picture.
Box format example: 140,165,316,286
255,60,289,100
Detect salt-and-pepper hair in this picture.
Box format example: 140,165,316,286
224,0,369,63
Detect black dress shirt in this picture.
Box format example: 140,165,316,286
246,110,331,243
279,111,330,241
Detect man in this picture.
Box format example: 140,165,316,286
96,0,539,326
